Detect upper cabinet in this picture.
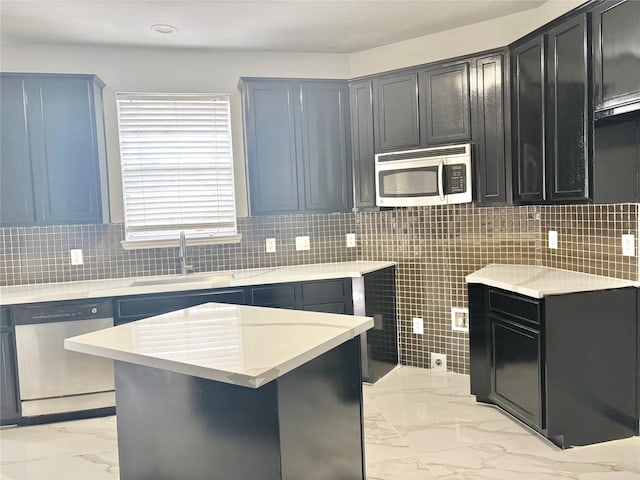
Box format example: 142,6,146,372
473,53,509,206
372,72,420,152
240,78,351,216
0,73,109,227
511,36,546,203
419,62,471,145
349,80,376,210
511,13,589,205
592,0,640,117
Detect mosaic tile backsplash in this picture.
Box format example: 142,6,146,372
1,204,638,374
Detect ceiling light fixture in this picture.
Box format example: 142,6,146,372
150,24,177,34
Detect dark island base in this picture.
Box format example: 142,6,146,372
114,337,365,480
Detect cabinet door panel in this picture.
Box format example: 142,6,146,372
26,77,102,224
1,308,20,424
491,317,543,429
421,63,471,145
349,80,376,210
512,37,546,203
0,76,36,226
546,15,589,202
592,0,640,111
244,81,301,215
300,82,351,212
373,73,420,152
303,302,346,314
474,54,507,205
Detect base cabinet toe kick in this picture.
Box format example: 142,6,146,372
468,284,639,448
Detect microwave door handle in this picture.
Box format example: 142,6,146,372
438,160,445,202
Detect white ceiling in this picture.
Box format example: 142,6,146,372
0,0,548,53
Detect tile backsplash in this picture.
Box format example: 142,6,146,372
1,203,638,374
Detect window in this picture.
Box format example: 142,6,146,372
116,93,239,248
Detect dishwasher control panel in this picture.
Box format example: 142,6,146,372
14,299,113,325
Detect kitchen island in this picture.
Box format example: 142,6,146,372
65,302,373,480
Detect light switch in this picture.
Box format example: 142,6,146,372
346,233,356,248
548,230,558,249
622,234,635,257
295,236,310,251
70,249,84,265
412,317,424,335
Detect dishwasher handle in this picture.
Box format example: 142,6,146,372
14,299,113,325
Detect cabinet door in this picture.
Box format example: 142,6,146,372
511,37,546,203
250,284,297,309
0,76,36,227
299,81,351,213
242,80,302,215
349,80,376,210
25,77,103,224
592,0,640,113
546,15,590,203
473,54,508,205
491,316,544,430
420,63,471,146
1,309,20,424
373,72,420,152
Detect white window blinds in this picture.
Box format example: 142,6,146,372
116,93,239,247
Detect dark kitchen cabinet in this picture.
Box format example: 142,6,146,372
511,36,546,203
592,0,640,116
419,62,471,146
249,279,353,314
0,308,20,425
114,288,248,325
473,53,509,205
349,80,376,210
0,73,109,227
469,283,638,448
593,116,640,204
373,72,421,152
239,78,351,216
545,14,590,202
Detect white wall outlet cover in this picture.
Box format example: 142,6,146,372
548,230,558,249
70,249,84,266
430,353,447,371
622,234,635,257
451,307,469,332
295,236,310,251
265,238,276,253
412,317,424,335
346,233,356,248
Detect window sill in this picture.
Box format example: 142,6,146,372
120,234,242,251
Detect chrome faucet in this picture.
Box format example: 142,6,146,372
178,231,194,275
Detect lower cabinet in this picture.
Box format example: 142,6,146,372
1,308,21,425
469,284,638,447
249,279,353,314
114,289,248,325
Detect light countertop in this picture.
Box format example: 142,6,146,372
466,264,637,299
0,261,396,306
64,302,373,388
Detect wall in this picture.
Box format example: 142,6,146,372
349,0,584,77
2,203,637,374
0,44,351,219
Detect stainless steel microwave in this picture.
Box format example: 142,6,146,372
375,144,472,207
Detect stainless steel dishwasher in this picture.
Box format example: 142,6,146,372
14,299,115,418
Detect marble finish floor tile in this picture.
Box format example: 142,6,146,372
1,366,639,479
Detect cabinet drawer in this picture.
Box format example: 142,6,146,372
250,284,297,307
489,290,541,324
300,279,349,305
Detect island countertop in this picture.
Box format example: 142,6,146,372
1,261,396,305
466,264,637,299
64,302,373,388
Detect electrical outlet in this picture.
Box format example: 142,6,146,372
548,230,558,249
412,317,424,335
265,238,276,253
295,236,310,251
430,353,447,371
346,233,356,248
622,234,635,257
451,307,469,332
70,249,84,266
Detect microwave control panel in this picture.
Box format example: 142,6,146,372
444,164,467,194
